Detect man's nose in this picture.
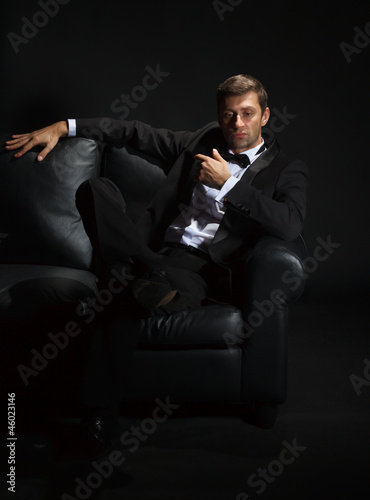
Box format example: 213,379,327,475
234,114,244,128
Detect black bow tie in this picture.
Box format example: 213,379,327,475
220,144,266,168
220,152,251,168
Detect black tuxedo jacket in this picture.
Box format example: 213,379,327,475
76,118,309,266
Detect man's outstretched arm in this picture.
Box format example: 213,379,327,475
5,121,69,161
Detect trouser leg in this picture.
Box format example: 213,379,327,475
155,248,211,309
75,177,160,271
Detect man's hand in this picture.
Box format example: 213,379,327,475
5,121,69,161
194,148,231,189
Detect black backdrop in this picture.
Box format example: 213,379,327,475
1,0,369,297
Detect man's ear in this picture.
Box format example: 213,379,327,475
261,107,270,127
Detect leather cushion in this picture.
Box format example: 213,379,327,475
139,304,244,348
0,136,100,269
0,264,97,318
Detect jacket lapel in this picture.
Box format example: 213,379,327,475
209,137,280,253
239,137,279,186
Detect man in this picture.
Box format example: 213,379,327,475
6,75,308,459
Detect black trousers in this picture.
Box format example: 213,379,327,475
76,178,222,409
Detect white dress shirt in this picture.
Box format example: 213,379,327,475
164,141,265,252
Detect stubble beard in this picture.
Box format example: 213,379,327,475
227,133,254,153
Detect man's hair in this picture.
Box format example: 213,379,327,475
217,74,268,114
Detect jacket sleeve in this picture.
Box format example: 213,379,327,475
223,159,309,241
75,117,204,164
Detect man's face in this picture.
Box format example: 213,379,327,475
218,91,270,153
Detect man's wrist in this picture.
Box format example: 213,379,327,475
57,120,68,137
217,172,231,189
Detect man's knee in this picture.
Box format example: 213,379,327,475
76,177,125,209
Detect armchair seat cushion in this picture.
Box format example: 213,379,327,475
139,304,244,349
0,264,97,319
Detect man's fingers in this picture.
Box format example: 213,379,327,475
13,141,37,158
194,153,209,162
6,135,31,149
6,134,28,142
17,138,55,161
6,134,36,155
6,122,66,161
6,132,46,159
37,144,54,161
9,133,31,140
195,150,225,163
212,148,224,161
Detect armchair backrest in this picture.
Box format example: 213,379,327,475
0,135,100,270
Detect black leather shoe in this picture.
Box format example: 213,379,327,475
60,415,120,462
130,268,178,310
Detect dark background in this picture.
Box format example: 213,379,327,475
1,3,370,499
1,0,369,294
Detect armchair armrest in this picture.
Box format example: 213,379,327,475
233,234,307,403
243,234,307,308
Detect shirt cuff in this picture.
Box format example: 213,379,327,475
215,176,240,206
67,119,76,137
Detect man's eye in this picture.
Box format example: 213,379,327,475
224,113,233,119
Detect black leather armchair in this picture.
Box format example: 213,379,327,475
0,135,306,428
